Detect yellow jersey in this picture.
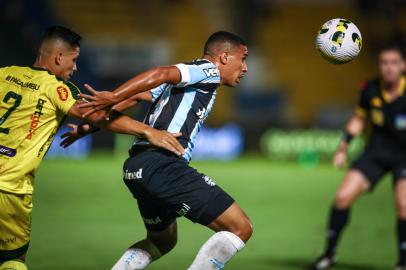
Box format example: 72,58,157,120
0,66,80,194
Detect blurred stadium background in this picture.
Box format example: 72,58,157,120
1,0,406,269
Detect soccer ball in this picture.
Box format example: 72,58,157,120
316,18,362,64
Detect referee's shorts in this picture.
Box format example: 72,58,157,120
351,144,406,190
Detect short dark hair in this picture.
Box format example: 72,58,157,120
379,43,405,58
204,31,246,55
40,26,82,48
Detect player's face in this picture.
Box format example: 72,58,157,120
58,46,80,81
221,45,248,87
379,50,405,85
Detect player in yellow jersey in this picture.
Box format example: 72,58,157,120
0,26,185,270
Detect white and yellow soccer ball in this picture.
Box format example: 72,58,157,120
316,18,362,64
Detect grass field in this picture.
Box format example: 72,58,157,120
27,155,396,270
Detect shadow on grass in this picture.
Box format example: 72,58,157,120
253,257,386,270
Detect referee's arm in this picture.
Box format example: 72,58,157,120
333,113,366,168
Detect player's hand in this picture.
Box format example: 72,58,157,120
333,149,347,169
144,127,185,156
60,124,88,148
77,84,118,117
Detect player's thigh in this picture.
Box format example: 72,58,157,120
126,153,235,230
163,170,237,233
334,169,370,208
128,192,178,255
207,202,252,243
123,152,177,232
0,190,32,261
394,178,406,218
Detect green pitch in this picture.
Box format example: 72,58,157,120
28,155,396,270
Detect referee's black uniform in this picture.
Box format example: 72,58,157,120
352,77,406,189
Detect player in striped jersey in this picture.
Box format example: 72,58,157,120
73,31,251,270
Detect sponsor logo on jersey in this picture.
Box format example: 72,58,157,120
143,216,162,225
203,175,216,186
26,98,46,140
57,86,69,101
5,75,40,90
196,107,207,119
203,68,220,77
123,168,143,180
0,145,16,157
176,203,191,216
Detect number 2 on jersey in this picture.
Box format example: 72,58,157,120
0,91,22,134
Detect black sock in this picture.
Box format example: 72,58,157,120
397,219,406,265
324,207,350,257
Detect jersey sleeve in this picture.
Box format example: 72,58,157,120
47,81,81,115
355,82,369,117
150,83,167,102
175,62,220,87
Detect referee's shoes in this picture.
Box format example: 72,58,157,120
308,254,336,270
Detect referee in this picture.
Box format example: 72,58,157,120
311,44,406,270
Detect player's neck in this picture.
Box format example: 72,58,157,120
33,58,55,76
203,54,216,64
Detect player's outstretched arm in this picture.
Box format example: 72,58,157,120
66,101,185,156
61,92,153,147
333,114,365,168
77,66,181,116
111,92,152,113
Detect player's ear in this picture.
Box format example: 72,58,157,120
220,52,228,65
55,52,63,66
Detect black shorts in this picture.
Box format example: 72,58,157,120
351,144,406,190
123,148,234,232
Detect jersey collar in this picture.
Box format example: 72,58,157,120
29,66,66,82
381,76,406,103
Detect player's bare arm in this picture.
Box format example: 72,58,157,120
60,92,153,147
64,101,185,156
77,66,181,116
111,91,152,113
333,113,365,168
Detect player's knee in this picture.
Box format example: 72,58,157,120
334,190,355,209
148,234,177,255
228,218,253,243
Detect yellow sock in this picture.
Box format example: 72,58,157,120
0,260,28,270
